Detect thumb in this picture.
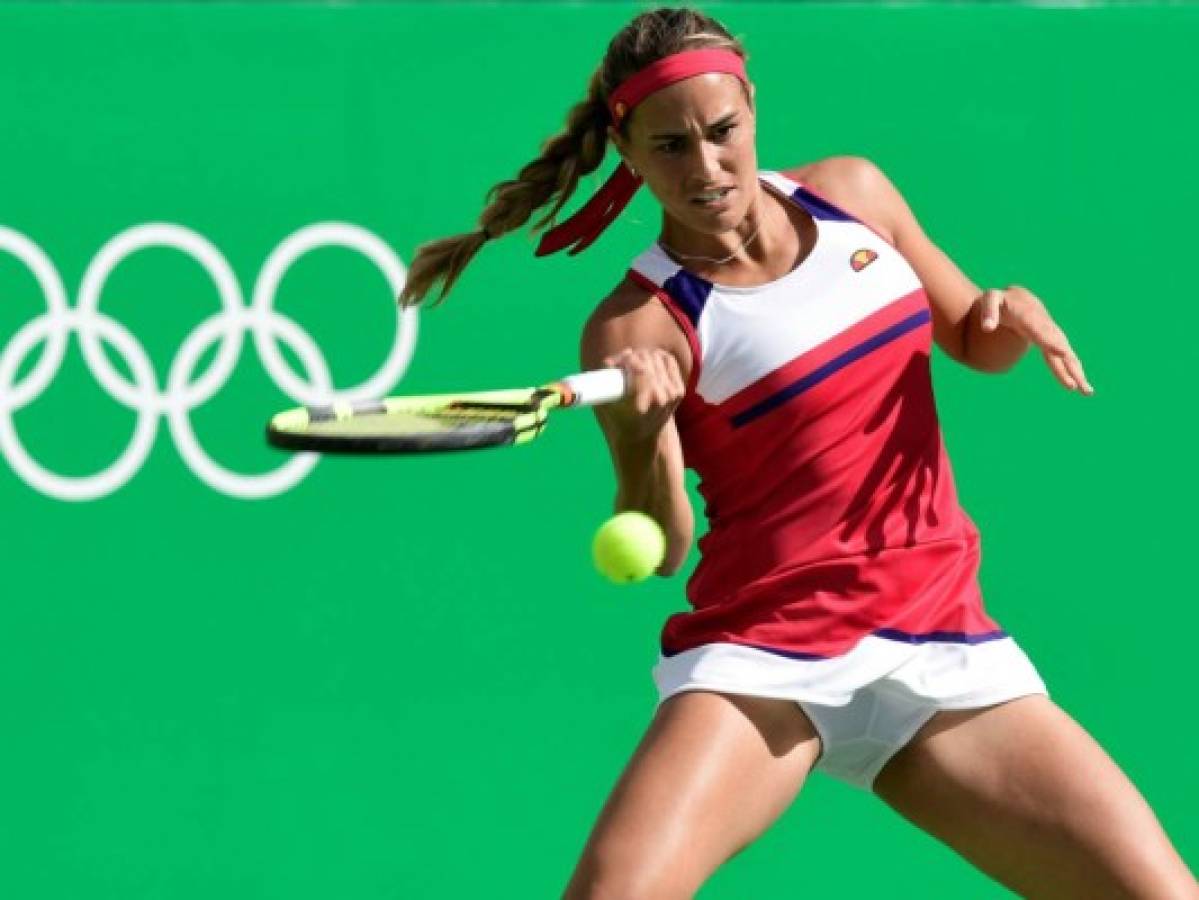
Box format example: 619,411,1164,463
980,289,1004,332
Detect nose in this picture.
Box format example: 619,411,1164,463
685,137,723,185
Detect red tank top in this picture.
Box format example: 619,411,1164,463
627,171,1003,660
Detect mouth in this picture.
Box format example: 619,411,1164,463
690,187,734,208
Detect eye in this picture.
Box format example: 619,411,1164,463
655,138,684,155
712,123,736,141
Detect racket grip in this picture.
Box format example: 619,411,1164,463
560,368,628,407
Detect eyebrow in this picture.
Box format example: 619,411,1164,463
649,112,738,141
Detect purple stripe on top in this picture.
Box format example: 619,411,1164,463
730,308,931,429
790,186,856,223
661,267,714,328
872,628,1010,646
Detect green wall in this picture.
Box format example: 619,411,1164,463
1,2,1195,897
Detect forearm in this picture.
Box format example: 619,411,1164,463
611,422,694,576
961,286,1033,373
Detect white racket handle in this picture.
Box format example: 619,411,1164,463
559,368,628,407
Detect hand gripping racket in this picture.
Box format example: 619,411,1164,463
266,368,628,454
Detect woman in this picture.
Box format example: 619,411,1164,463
400,8,1197,898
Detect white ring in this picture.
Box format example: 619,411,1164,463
0,223,414,501
0,227,72,411
0,312,158,501
251,222,416,406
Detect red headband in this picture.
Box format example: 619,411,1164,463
535,48,749,257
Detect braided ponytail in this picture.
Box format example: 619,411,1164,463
399,73,609,307
398,7,745,307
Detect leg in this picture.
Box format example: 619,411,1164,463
873,695,1198,898
562,690,821,900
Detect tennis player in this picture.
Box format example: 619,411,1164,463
399,8,1197,898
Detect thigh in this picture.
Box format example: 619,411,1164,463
873,695,1198,899
563,690,822,900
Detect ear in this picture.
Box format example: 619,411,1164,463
607,124,635,171
607,124,628,159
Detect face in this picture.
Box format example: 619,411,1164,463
611,73,758,236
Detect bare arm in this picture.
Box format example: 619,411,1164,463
580,285,695,576
795,156,1093,393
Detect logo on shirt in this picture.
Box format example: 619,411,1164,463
850,249,878,272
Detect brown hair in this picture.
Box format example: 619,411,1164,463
398,7,746,307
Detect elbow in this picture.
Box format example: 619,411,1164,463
962,339,1028,374
656,555,688,578
656,543,690,577
655,514,694,577
967,353,1021,375
957,303,1031,374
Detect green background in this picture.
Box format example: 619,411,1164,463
1,2,1195,897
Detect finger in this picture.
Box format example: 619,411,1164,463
650,351,676,406
1062,351,1095,396
623,350,650,376
634,352,662,407
1040,325,1073,354
1043,339,1094,396
602,348,633,369
663,352,685,396
980,290,1005,332
1045,351,1079,392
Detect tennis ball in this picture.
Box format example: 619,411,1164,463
593,511,666,584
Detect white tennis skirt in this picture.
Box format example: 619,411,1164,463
653,635,1049,791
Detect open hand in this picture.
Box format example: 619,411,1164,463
979,286,1094,395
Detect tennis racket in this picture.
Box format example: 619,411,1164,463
265,368,628,454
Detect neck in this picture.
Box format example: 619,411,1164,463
658,183,775,268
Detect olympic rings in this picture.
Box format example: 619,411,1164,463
0,222,416,501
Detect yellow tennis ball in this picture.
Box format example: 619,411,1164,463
592,511,666,584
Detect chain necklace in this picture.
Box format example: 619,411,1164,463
657,207,768,266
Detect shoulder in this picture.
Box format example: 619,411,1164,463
580,274,692,378
781,155,913,244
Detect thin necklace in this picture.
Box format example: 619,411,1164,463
658,212,766,266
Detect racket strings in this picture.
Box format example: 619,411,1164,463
305,400,534,426
271,386,564,451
